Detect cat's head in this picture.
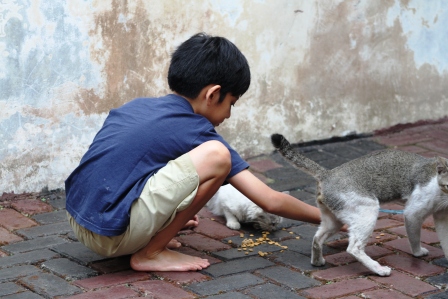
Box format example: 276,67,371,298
436,157,448,194
251,212,283,232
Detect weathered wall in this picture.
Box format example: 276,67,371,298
1,0,447,193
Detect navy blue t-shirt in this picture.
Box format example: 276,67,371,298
65,94,249,236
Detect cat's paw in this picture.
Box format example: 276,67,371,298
226,221,241,230
311,257,326,267
413,247,429,257
374,265,391,276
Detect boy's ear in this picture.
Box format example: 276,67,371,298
205,85,221,105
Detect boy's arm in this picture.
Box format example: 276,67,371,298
227,169,321,224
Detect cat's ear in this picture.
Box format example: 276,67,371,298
436,157,448,174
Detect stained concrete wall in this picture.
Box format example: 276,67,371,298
1,0,447,193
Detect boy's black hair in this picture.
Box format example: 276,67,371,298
168,32,251,102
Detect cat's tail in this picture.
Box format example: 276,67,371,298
271,134,328,178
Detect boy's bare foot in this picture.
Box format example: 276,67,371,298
167,238,181,249
183,215,199,229
130,248,210,272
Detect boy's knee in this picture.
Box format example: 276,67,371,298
204,140,231,167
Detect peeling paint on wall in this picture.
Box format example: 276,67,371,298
1,0,447,193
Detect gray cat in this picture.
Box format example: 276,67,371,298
271,133,448,276
206,184,283,232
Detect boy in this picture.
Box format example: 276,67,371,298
65,32,322,272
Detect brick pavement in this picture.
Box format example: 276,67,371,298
1,119,448,298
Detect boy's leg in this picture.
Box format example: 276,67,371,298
130,140,231,271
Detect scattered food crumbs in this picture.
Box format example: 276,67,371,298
238,248,241,251
375,236,380,239
245,252,249,255
289,232,294,234
282,228,286,230
211,218,215,221
250,234,254,237
380,233,385,236
228,240,232,244
240,233,244,238
296,236,300,239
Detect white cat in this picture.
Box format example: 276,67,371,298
206,184,283,231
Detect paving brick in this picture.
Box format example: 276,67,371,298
1,235,68,254
212,243,281,261
248,159,283,173
245,283,307,299
374,218,403,230
0,227,23,245
425,291,448,299
425,272,448,289
74,270,151,291
198,207,220,219
51,242,108,265
301,278,377,299
281,237,339,257
90,255,132,274
432,257,448,268
193,218,240,239
370,270,438,297
379,254,445,276
324,245,393,266
361,288,414,299
11,199,53,215
0,209,37,230
42,258,98,280
187,272,264,296
203,256,274,277
419,139,448,155
43,191,66,208
65,285,138,299
176,233,231,252
0,282,26,296
32,210,68,224
152,270,209,284
398,145,429,153
204,292,253,299
312,262,376,280
387,226,440,244
266,166,316,191
367,231,398,245
19,272,82,297
0,249,59,269
0,265,40,283
383,238,444,259
2,291,45,298
271,250,331,272
255,266,320,290
15,221,72,239
375,133,432,147
131,280,195,299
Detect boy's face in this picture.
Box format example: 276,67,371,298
206,92,239,127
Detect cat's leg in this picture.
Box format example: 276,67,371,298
223,208,241,230
311,203,343,266
433,208,448,259
343,200,391,276
403,205,429,257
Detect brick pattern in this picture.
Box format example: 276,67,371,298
2,121,448,298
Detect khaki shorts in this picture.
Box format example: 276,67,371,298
67,153,199,257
